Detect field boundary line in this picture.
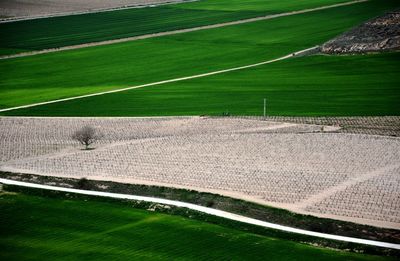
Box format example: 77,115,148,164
295,163,400,210
0,177,399,249
0,0,368,60
0,46,318,113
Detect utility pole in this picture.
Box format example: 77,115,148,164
263,98,267,119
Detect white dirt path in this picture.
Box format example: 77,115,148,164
0,46,318,113
0,0,368,60
0,178,399,250
1,117,399,229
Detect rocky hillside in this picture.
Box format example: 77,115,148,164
322,10,400,54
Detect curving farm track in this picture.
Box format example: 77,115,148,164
1,116,399,229
1,177,399,250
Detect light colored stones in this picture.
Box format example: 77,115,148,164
321,11,400,54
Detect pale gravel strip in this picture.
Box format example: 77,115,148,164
232,123,298,133
0,0,368,60
0,46,318,113
0,178,399,250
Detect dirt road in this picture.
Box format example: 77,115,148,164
0,0,367,60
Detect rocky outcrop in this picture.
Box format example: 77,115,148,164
322,10,400,54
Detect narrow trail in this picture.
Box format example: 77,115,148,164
0,0,368,60
0,46,319,113
0,177,399,250
295,163,400,210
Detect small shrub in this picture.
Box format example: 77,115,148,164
206,200,215,207
75,178,92,190
72,126,102,150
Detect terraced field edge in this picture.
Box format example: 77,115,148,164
1,171,399,257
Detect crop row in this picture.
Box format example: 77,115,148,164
0,117,314,162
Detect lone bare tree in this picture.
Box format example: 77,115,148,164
72,126,101,150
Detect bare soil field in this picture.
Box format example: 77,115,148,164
0,116,399,229
0,0,189,20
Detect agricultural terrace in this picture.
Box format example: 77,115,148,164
0,191,393,260
1,0,399,259
1,0,399,116
0,0,357,56
1,117,399,229
0,0,188,19
3,52,398,117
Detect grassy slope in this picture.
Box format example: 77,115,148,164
0,0,349,55
5,52,399,116
1,0,398,112
3,171,399,246
176,0,349,11
0,192,394,261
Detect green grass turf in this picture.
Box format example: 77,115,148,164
1,0,399,112
0,191,395,260
5,52,398,116
0,0,350,55
4,171,399,246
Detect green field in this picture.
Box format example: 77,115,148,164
1,0,399,115
0,190,395,260
0,0,350,56
2,52,399,116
